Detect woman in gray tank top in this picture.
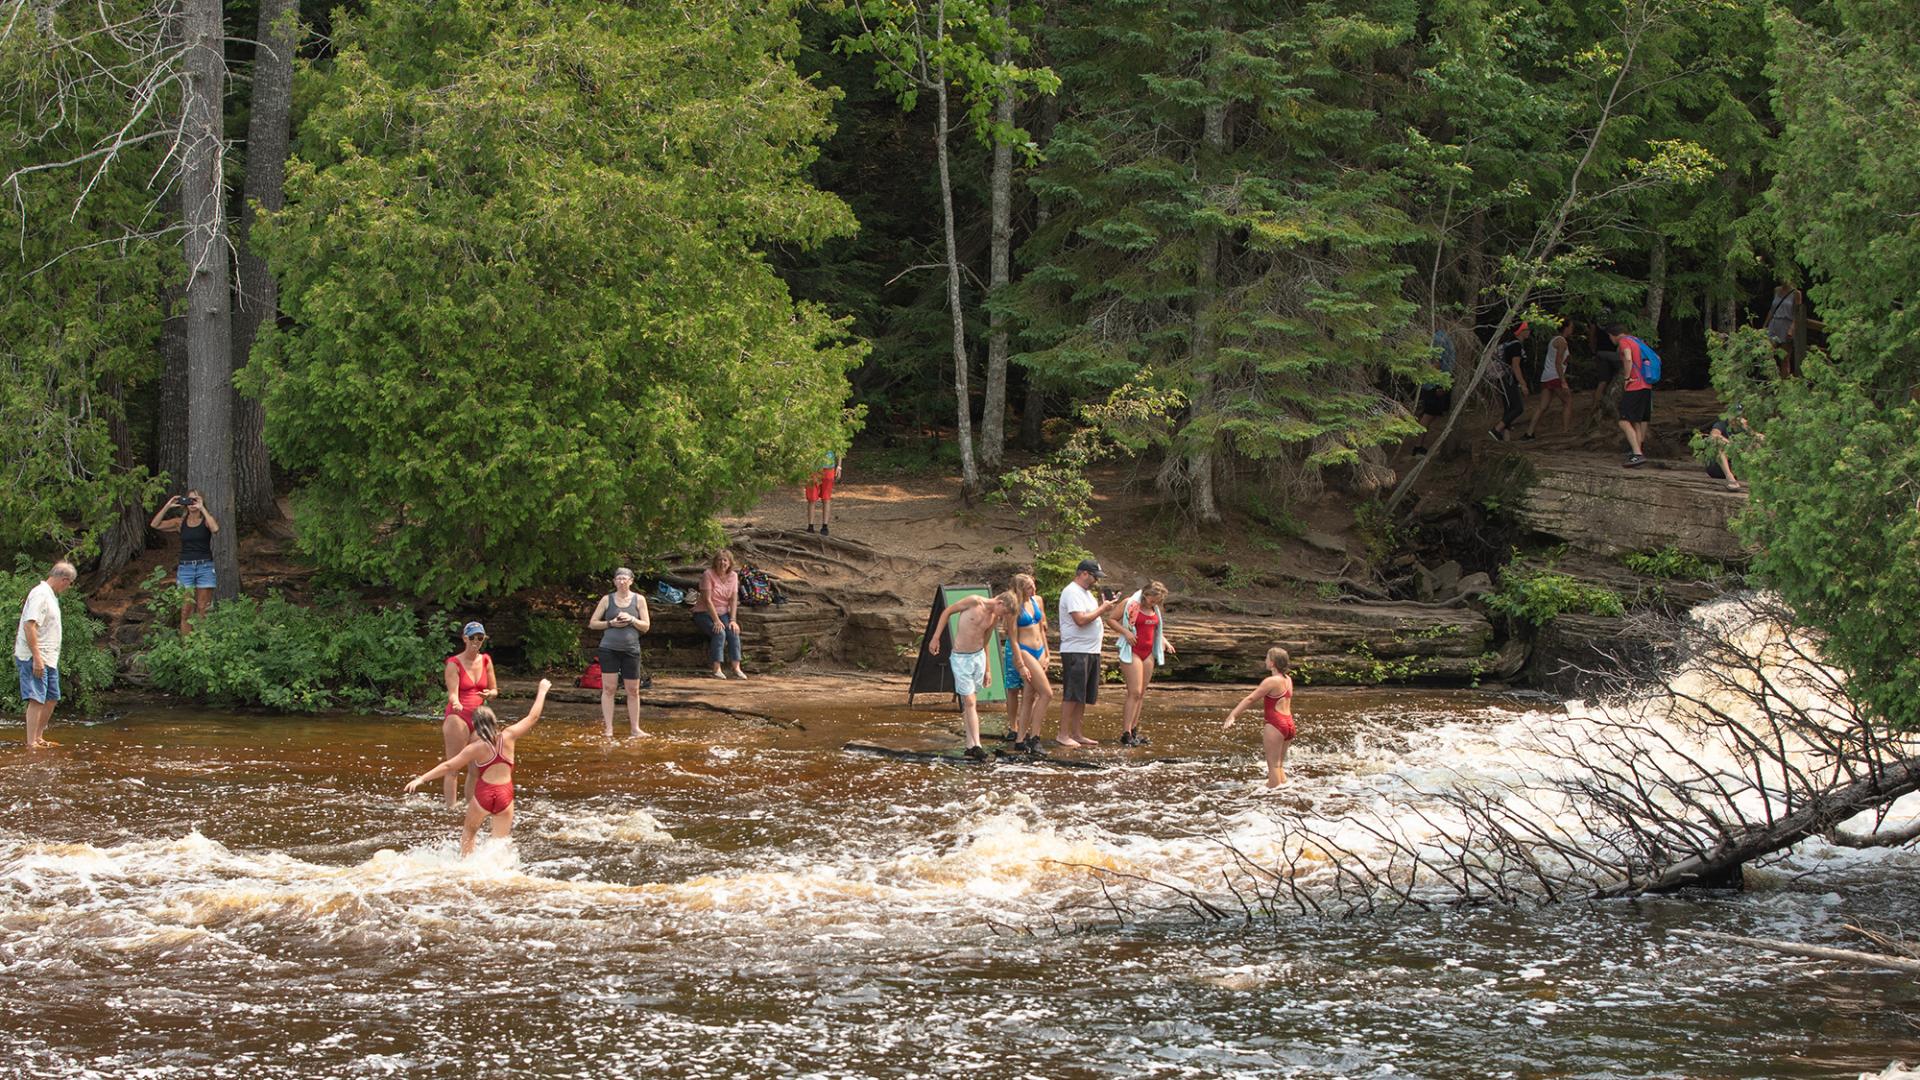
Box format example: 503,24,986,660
589,568,650,738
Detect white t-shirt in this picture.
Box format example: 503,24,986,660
14,581,62,668
1058,580,1103,654
1542,336,1569,382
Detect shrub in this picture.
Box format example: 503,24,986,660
1623,546,1724,582
1486,571,1626,626
0,563,114,715
521,613,584,673
138,592,451,712
1035,544,1095,598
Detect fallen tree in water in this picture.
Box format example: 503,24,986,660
1064,594,1920,919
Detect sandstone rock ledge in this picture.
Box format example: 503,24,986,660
1517,455,1749,563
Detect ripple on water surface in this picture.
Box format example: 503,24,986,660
1,692,1917,1077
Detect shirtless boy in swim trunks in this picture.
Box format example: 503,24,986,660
926,592,1013,760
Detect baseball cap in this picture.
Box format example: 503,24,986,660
1076,558,1105,579
462,621,487,638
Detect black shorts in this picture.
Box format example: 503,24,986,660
1416,387,1451,418
1620,388,1652,423
598,647,643,682
1060,652,1101,705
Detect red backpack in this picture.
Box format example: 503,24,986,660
576,657,604,689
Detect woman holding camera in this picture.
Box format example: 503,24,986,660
589,568,650,738
149,490,221,635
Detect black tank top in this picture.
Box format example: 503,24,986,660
179,518,213,562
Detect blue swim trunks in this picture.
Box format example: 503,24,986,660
949,648,989,698
1000,639,1025,690
16,658,60,703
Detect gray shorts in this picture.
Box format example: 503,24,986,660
1061,652,1101,704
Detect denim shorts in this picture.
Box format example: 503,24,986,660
177,559,217,590
16,658,60,703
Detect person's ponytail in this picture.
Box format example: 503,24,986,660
471,706,500,746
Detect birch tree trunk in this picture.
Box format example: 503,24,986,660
182,0,238,599
978,7,1014,472
932,15,980,493
231,0,296,526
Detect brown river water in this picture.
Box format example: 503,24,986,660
3,687,1916,1078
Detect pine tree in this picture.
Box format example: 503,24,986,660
1016,0,1428,521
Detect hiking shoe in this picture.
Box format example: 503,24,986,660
963,744,989,761
1024,740,1048,756
1625,454,1646,468
806,524,816,533
820,524,830,536
1132,732,1151,747
1521,433,1537,441
1489,427,1506,442
1117,730,1134,747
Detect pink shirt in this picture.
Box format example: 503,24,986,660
696,569,739,615
1620,336,1649,392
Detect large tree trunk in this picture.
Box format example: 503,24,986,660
978,6,1013,472
932,21,980,494
1644,235,1667,332
156,280,189,497
93,377,150,579
231,0,295,527
1018,81,1062,453
182,0,238,601
1182,30,1228,524
1596,753,1920,898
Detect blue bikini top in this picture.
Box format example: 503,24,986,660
1016,597,1042,627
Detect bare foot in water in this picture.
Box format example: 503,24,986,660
1053,736,1082,748
628,728,647,739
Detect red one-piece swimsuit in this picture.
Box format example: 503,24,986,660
1263,682,1296,740
1133,607,1160,659
446,653,492,731
472,742,514,814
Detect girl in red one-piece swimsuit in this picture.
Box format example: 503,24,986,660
408,679,551,856
1222,646,1297,788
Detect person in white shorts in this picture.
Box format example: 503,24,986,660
927,591,1013,760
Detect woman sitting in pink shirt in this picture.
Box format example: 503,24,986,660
694,550,746,680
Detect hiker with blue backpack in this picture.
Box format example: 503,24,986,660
1608,323,1662,467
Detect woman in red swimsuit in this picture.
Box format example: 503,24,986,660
1221,647,1297,788
439,621,499,808
408,679,552,855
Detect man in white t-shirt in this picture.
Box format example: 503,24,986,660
1056,558,1119,748
15,561,76,749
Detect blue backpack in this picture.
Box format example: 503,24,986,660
1627,335,1662,384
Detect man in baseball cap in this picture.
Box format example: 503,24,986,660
1056,557,1119,746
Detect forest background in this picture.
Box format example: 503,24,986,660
1,0,1916,730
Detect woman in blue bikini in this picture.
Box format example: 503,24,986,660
1003,573,1053,753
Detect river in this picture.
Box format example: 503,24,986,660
3,687,1916,1078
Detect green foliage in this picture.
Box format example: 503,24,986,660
1353,500,1403,568
520,614,584,674
1486,571,1626,626
995,380,1183,553
0,4,170,558
1622,547,1724,583
138,594,451,712
1016,1,1429,500
249,0,864,601
0,565,114,715
1033,544,1095,599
